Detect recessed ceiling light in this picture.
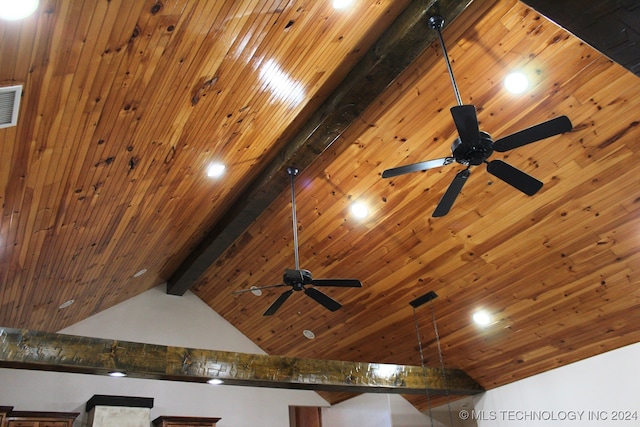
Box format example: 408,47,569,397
206,162,226,178
303,329,315,339
133,268,147,278
472,310,492,326
108,371,127,377
207,378,224,385
332,0,353,9
58,299,75,309
350,202,369,219
504,72,529,94
0,0,38,20
250,286,262,296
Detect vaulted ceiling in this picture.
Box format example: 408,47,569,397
1,0,639,411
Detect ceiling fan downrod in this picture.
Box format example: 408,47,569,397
287,166,301,271
428,15,463,106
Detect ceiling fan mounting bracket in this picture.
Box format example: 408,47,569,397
428,15,445,31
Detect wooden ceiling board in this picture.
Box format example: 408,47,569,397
192,0,640,405
0,0,409,329
1,0,640,413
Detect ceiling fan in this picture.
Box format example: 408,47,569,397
382,15,573,217
233,167,362,316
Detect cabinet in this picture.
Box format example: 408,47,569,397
4,411,79,427
0,407,12,427
151,416,221,427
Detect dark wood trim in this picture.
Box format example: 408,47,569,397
152,416,221,426
86,395,154,412
6,411,80,419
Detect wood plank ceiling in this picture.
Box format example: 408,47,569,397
1,0,640,411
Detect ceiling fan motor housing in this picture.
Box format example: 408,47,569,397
451,131,493,166
283,269,313,289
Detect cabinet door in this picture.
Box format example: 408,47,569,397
6,421,37,427
5,411,77,427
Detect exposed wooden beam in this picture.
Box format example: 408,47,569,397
0,328,483,396
166,0,473,296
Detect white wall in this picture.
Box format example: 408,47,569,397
472,342,640,427
58,285,261,352
320,393,445,427
322,393,393,427
389,394,448,427
0,285,328,427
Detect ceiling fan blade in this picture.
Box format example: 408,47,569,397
311,278,362,288
487,159,543,196
432,169,470,217
263,289,294,316
304,287,342,312
493,116,572,152
232,283,287,294
382,158,453,178
450,105,480,144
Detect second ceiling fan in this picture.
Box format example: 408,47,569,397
382,15,573,217
233,167,362,316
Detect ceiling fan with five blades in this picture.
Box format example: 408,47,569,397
382,15,573,217
233,167,362,316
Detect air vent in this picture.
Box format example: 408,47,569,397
0,85,23,129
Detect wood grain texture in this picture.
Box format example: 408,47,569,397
1,0,639,413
